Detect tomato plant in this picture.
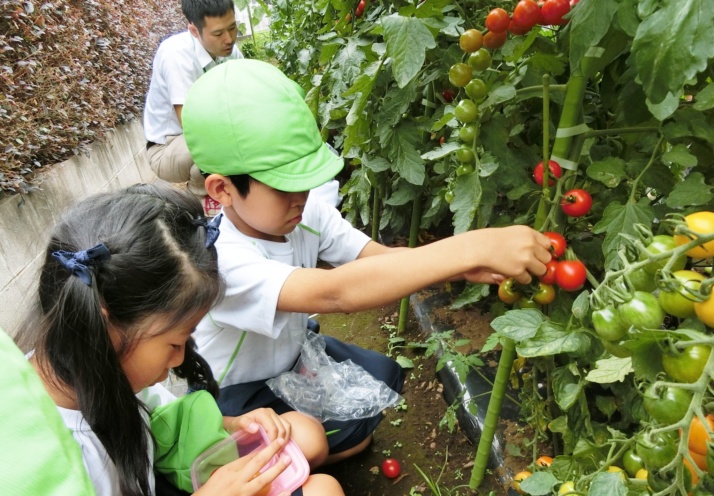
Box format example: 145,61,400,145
662,344,711,383
643,235,686,274
511,0,540,31
592,306,627,341
467,48,491,72
448,63,472,88
544,232,566,258
658,270,705,319
454,99,478,123
533,282,555,305
498,278,521,304
459,29,484,53
674,211,714,258
560,189,592,217
381,458,401,478
555,260,586,291
355,0,365,17
642,383,692,424
532,160,562,186
617,291,665,330
485,8,510,33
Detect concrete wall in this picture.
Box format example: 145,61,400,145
0,120,156,338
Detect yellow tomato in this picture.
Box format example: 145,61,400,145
513,470,532,494
558,481,576,495
635,468,648,480
694,293,714,328
607,466,626,481
674,211,714,258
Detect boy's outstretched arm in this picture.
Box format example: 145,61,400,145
277,225,551,314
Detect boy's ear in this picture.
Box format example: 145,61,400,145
204,174,234,206
188,23,200,39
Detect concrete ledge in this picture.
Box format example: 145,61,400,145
0,120,156,338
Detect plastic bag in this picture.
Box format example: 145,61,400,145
266,332,402,422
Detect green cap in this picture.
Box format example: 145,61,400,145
183,59,343,192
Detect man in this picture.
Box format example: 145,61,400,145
143,0,242,217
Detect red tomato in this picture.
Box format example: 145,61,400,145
512,0,540,31
355,0,365,16
555,260,586,291
483,30,508,49
381,458,401,479
508,18,531,35
441,88,455,103
540,0,570,25
544,231,567,258
533,160,563,186
539,259,559,285
485,8,510,33
561,189,592,217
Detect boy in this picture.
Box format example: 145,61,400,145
182,60,552,462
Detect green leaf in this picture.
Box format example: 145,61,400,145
571,291,590,320
586,157,627,188
645,91,679,121
517,323,589,357
632,0,714,105
395,355,414,369
490,309,545,342
519,472,559,496
482,84,517,108
481,332,501,353
595,395,618,420
552,365,584,411
385,180,422,206
450,172,481,233
693,82,714,111
450,283,490,309
362,154,391,173
380,79,417,127
628,341,664,382
421,142,460,161
377,121,426,185
587,472,627,496
665,172,714,208
381,14,436,88
662,143,698,168
592,200,655,269
585,356,633,384
568,0,619,73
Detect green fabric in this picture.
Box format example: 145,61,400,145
182,59,343,192
150,390,235,492
0,329,96,495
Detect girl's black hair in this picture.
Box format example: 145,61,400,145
21,183,223,496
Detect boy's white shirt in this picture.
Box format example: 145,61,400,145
56,384,176,496
195,196,370,386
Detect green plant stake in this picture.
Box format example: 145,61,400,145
398,196,423,333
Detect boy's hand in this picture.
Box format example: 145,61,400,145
466,226,551,284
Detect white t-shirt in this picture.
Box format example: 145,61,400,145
57,385,175,496
195,197,371,386
143,31,243,144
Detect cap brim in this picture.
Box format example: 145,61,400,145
250,142,344,192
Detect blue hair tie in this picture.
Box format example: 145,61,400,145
51,243,111,286
192,213,222,248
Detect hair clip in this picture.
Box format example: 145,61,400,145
51,243,111,286
192,213,223,248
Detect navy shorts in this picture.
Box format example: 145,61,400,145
216,336,405,454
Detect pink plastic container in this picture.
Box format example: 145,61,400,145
191,425,309,495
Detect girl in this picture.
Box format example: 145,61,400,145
19,183,343,496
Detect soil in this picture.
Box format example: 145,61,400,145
315,286,535,496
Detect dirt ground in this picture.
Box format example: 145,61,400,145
315,287,534,496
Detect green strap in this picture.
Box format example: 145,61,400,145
217,330,247,386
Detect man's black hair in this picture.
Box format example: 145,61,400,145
182,0,235,32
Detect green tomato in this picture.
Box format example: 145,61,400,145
642,383,692,424
658,270,705,319
455,164,473,176
458,124,480,144
592,306,627,341
455,146,474,163
643,235,687,274
662,344,711,383
515,297,539,309
444,190,455,204
448,63,472,88
467,48,492,72
622,449,644,477
628,267,657,292
636,431,677,471
617,291,665,330
454,99,478,123
464,78,488,101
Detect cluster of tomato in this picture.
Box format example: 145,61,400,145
532,159,593,218
497,231,587,308
485,0,576,40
